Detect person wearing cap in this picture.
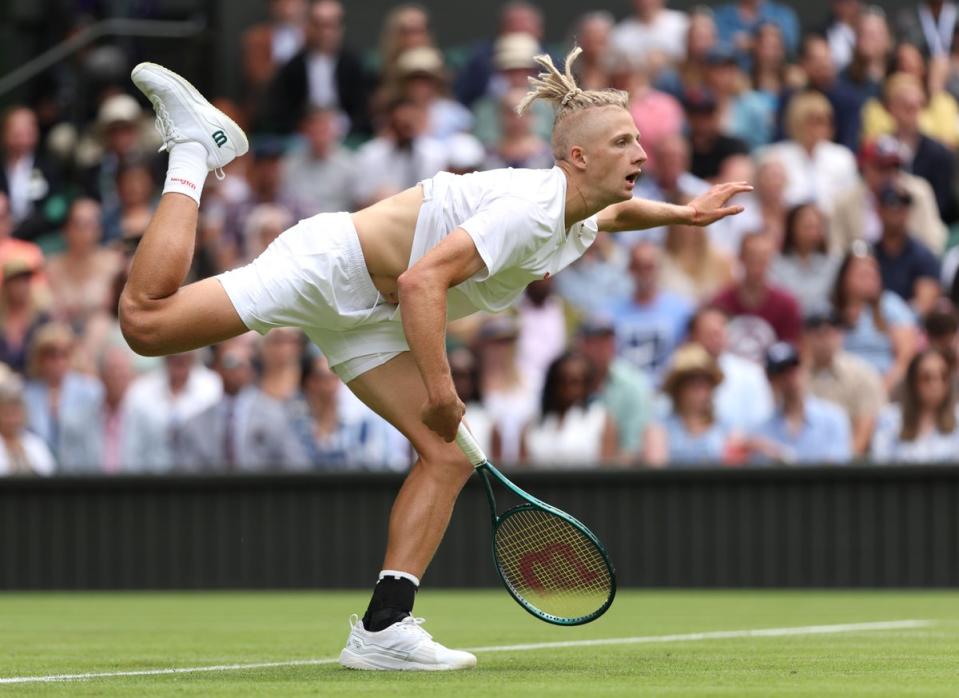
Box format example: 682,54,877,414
0,192,46,294
830,135,945,256
611,0,690,69
577,313,655,458
872,182,941,317
0,374,56,476
0,257,50,374
396,46,473,141
445,133,487,175
804,311,885,456
281,107,356,216
752,341,852,464
684,87,749,181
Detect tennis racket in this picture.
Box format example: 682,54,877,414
455,423,616,625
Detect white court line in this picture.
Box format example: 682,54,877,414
0,619,932,685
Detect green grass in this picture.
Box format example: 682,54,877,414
1,590,958,696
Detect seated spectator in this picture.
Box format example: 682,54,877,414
712,232,802,362
753,342,852,463
570,11,615,91
830,136,945,256
376,3,434,92
643,344,736,467
611,241,694,377
660,215,734,304
552,232,631,315
521,352,617,468
706,45,776,149
450,346,496,458
241,0,307,115
771,203,840,317
0,259,49,373
471,33,553,148
687,305,774,430
746,155,788,246
396,47,473,141
482,87,553,170
684,88,749,181
257,328,305,402
576,314,655,459
895,1,959,58
764,90,858,216
824,0,863,72
122,351,222,472
0,192,46,297
872,348,959,463
804,311,886,457
872,183,941,316
22,322,102,461
924,299,959,377
280,107,355,216
46,198,123,329
102,162,156,243
840,8,891,99
0,375,55,476
751,21,790,104
657,8,717,97
832,245,918,391
516,278,566,394
352,96,446,207
242,204,294,264
260,0,371,136
610,0,689,70
714,0,800,63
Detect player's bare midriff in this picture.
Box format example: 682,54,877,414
351,185,425,305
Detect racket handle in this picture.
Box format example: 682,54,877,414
455,422,487,467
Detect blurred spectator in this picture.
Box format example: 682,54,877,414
764,90,858,216
660,215,734,304
610,0,689,73
577,314,655,459
46,198,122,329
481,87,553,170
455,1,545,106
396,47,473,141
753,342,852,464
552,232,631,315
177,340,306,472
570,12,615,91
262,0,371,136
377,4,435,91
243,204,294,264
643,343,736,467
611,241,694,377
476,316,538,464
657,8,718,97
352,96,446,207
521,352,617,468
751,21,790,106
924,300,959,385
803,312,885,457
23,322,102,460
830,136,945,256
882,71,958,221
1,106,64,241
872,183,941,316
0,375,55,476
281,108,355,216
0,192,45,292
823,0,863,71
122,352,222,472
831,245,919,391
102,163,156,244
714,0,799,62
258,328,306,402
747,156,788,246
687,305,774,431
242,0,307,112
712,232,802,362
445,133,486,174
450,346,495,458
706,45,776,149
472,33,553,148
58,344,136,473
684,88,749,181
895,0,959,58
0,259,50,374
840,8,891,98
771,203,839,317
872,348,959,462
516,278,566,393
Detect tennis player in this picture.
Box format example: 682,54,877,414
123,48,749,670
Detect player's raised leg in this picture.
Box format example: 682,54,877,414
339,352,477,671
119,63,250,355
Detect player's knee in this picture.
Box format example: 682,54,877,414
418,444,473,486
118,294,164,356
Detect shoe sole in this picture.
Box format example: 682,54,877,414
130,61,249,162
338,648,475,671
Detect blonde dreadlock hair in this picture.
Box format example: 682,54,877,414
517,46,629,161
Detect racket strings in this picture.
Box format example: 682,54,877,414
494,508,612,620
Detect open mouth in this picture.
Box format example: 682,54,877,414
625,171,641,186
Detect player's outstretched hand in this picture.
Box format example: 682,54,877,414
422,390,466,442
688,181,753,226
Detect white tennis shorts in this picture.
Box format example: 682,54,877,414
217,211,409,383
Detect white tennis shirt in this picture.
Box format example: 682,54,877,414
411,166,599,319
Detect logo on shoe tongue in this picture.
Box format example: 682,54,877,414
212,130,227,147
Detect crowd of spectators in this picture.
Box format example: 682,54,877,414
5,0,959,475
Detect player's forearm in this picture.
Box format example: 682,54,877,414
397,272,455,400
598,199,694,233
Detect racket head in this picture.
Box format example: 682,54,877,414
491,503,616,626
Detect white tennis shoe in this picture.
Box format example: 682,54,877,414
131,62,248,175
338,614,477,671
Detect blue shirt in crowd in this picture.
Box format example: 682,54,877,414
873,237,941,305
663,413,730,466
611,292,694,378
754,396,852,464
714,1,800,60
842,291,915,376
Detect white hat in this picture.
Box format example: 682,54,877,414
97,94,141,128
494,32,539,71
446,133,486,170
396,47,445,78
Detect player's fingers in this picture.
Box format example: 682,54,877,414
714,205,745,218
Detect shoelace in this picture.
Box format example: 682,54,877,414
394,616,432,640
151,97,226,182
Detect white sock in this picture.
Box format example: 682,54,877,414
162,142,209,204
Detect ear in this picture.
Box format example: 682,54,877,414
569,144,588,171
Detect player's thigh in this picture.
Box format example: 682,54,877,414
123,276,248,355
347,352,471,476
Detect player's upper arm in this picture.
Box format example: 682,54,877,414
399,228,488,291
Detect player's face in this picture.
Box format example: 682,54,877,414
585,108,646,202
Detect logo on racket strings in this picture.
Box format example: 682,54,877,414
517,542,600,591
